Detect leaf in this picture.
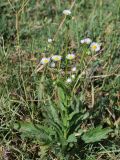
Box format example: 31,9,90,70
58,87,65,102
14,121,51,144
47,97,61,125
81,126,112,143
81,112,89,120
14,121,39,133
67,134,77,143
57,85,70,107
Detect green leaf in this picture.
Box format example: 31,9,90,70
81,112,89,120
14,121,39,133
67,134,77,143
58,87,65,102
47,97,60,124
81,126,112,143
14,121,51,144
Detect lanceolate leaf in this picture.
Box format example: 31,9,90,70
58,87,65,102
14,121,52,144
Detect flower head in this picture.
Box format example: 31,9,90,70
63,9,71,15
66,54,75,60
51,55,62,61
80,38,92,44
71,67,77,72
90,42,101,52
48,38,53,43
40,57,50,64
71,74,75,79
66,78,72,83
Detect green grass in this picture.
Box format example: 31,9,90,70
0,0,120,159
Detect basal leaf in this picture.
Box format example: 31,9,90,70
14,121,51,144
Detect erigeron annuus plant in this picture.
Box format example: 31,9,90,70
14,38,113,159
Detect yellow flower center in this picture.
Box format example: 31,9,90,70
54,57,60,61
92,45,97,50
69,56,73,59
44,59,49,63
68,55,74,59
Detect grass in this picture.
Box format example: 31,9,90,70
0,0,120,159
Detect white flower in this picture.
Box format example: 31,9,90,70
90,42,101,52
66,78,72,83
40,57,50,64
50,62,55,68
51,55,62,61
48,38,53,43
66,54,75,60
63,9,71,15
71,67,77,72
71,74,75,79
80,38,92,44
